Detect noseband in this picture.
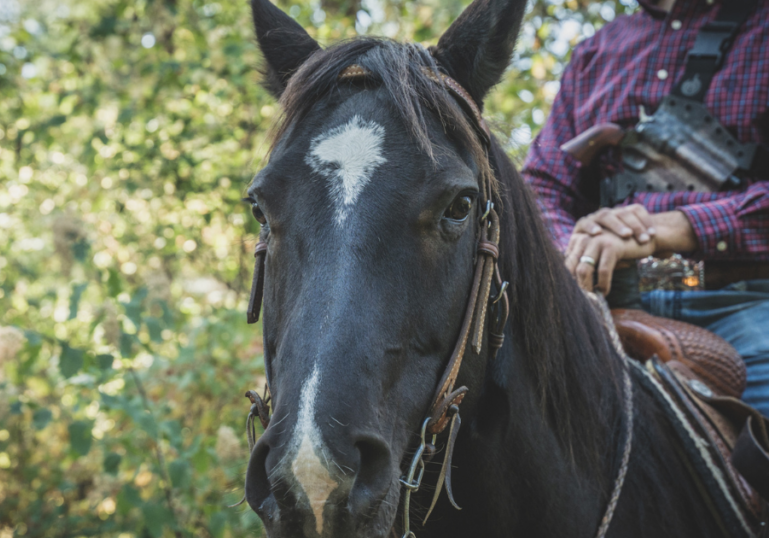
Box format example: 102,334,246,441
239,62,631,538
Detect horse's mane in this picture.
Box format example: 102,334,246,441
266,38,623,471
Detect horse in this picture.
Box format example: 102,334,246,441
240,0,729,536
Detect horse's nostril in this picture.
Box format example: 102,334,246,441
245,440,272,514
349,436,392,514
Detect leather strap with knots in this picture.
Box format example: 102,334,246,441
427,206,505,435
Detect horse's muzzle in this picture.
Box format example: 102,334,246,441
245,422,398,538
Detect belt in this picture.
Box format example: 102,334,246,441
703,260,769,290
635,256,769,292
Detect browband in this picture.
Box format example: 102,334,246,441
339,64,491,146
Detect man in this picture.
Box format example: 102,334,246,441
522,0,769,415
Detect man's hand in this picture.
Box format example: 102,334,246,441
574,204,656,245
565,232,656,293
565,209,698,294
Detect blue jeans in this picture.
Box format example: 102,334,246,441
641,280,769,417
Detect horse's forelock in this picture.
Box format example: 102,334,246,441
267,38,496,196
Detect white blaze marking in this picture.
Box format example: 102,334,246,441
290,365,338,535
305,115,387,226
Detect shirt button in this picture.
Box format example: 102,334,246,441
657,69,669,80
671,20,682,30
716,241,728,252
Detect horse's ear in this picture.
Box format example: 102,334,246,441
251,0,320,99
431,0,526,105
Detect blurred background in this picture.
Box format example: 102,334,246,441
0,0,636,535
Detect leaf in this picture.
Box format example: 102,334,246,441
142,503,172,538
72,239,90,262
119,332,135,358
209,512,227,538
117,484,142,515
191,443,210,474
23,330,42,346
69,283,88,320
121,288,147,327
104,452,122,475
68,421,93,456
159,300,173,326
46,115,67,127
121,301,142,328
161,419,183,448
96,353,114,370
168,459,190,488
107,269,122,298
145,317,163,342
136,412,158,439
59,344,84,378
32,408,52,430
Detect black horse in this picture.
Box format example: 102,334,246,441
242,0,727,536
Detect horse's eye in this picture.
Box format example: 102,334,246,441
251,203,266,225
444,195,473,222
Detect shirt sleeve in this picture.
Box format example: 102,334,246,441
630,181,769,258
522,46,590,253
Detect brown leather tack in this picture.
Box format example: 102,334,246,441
733,416,769,501
612,308,746,399
477,240,499,259
651,358,765,528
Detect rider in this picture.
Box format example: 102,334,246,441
521,0,769,415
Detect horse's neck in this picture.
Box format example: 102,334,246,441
421,341,610,538
420,316,727,538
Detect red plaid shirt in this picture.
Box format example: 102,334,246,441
522,0,769,260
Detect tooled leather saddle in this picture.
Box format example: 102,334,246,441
612,309,769,537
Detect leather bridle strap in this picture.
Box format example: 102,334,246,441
247,241,268,324
426,206,505,434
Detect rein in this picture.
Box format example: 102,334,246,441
239,62,634,538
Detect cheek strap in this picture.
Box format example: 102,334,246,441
247,240,269,324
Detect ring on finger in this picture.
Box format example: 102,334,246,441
579,255,597,266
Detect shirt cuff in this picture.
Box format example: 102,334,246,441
677,200,743,258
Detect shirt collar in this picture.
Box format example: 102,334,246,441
637,0,717,19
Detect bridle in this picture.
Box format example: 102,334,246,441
238,60,632,538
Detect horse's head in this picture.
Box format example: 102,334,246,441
244,1,525,536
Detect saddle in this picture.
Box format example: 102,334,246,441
612,309,769,537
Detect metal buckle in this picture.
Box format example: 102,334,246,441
491,281,508,304
399,417,433,538
481,201,493,222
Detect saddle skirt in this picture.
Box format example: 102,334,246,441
612,309,769,537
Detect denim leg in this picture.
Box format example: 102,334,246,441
641,280,769,417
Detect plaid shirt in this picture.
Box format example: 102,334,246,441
522,0,769,260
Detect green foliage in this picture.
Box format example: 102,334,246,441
0,0,634,536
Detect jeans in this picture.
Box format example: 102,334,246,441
641,280,769,418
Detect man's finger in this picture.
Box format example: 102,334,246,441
565,234,589,274
595,246,618,295
575,240,601,292
628,204,655,233
594,212,633,239
616,211,651,243
573,216,602,236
